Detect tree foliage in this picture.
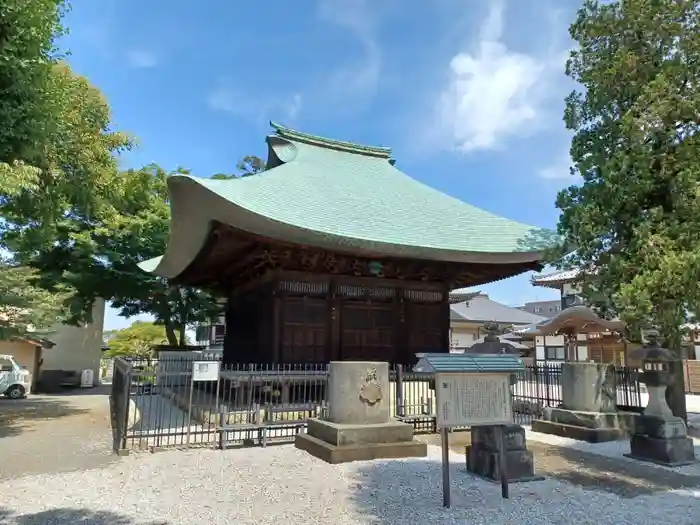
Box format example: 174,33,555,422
102,321,170,359
210,155,265,180
556,0,700,346
0,0,69,195
29,164,224,345
0,260,69,339
1,63,133,254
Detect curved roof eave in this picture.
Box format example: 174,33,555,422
142,175,550,280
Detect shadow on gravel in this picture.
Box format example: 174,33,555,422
418,431,700,499
540,444,700,498
0,507,168,524
0,398,89,438
347,456,700,524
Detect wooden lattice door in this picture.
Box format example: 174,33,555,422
340,301,395,361
280,297,328,363
405,301,444,359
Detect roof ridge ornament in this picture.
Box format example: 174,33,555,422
269,121,392,159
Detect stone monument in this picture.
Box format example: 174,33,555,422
295,361,427,464
467,424,542,482
464,323,541,482
626,335,696,466
532,362,637,442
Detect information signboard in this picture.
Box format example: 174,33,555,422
435,372,512,428
192,361,220,382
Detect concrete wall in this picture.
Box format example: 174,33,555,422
0,340,37,376
0,340,39,392
450,327,477,347
450,322,533,349
41,298,105,381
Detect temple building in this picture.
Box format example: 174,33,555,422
140,123,554,364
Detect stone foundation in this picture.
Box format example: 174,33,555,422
532,407,638,443
465,424,542,482
295,361,427,464
295,419,427,464
626,415,696,467
533,362,631,442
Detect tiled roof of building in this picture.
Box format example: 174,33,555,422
531,268,581,288
140,122,556,280
450,294,547,325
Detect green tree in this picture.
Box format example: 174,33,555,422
33,164,223,345
103,321,170,359
0,0,69,195
555,0,700,348
0,260,69,339
1,63,132,258
210,155,265,180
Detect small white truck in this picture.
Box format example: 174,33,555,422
0,354,31,399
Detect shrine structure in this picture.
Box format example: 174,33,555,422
140,123,553,364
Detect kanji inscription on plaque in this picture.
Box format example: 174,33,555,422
436,373,512,428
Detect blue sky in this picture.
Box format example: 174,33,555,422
59,0,583,331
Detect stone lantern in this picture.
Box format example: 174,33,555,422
626,331,696,466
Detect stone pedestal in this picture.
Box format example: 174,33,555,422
295,361,427,464
626,382,696,466
466,424,543,482
531,363,636,442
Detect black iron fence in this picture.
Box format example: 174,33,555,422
108,355,643,454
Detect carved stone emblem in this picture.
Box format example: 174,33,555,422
359,367,382,406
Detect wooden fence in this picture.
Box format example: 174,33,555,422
684,360,700,394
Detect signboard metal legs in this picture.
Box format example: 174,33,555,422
495,424,510,499
441,424,510,508
441,426,451,508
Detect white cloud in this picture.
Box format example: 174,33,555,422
314,0,381,109
285,94,303,119
539,151,573,180
433,0,568,152
207,87,302,123
126,49,158,69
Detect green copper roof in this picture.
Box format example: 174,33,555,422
413,353,525,373
140,122,555,280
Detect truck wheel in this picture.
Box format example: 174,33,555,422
5,385,25,399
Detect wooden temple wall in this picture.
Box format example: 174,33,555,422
222,272,449,365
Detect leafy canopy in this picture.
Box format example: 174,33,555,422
0,0,69,195
556,0,700,345
0,260,69,339
102,321,170,358
1,62,133,254
34,164,223,345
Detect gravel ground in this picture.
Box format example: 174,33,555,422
0,388,116,480
0,445,699,525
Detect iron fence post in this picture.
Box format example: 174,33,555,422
396,364,405,417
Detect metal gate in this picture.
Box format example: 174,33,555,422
109,358,132,454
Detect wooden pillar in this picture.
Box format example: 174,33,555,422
393,289,407,364
440,286,450,353
329,279,341,361
272,293,281,363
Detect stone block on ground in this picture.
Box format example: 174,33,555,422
466,424,543,482
627,415,697,467
561,362,617,412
